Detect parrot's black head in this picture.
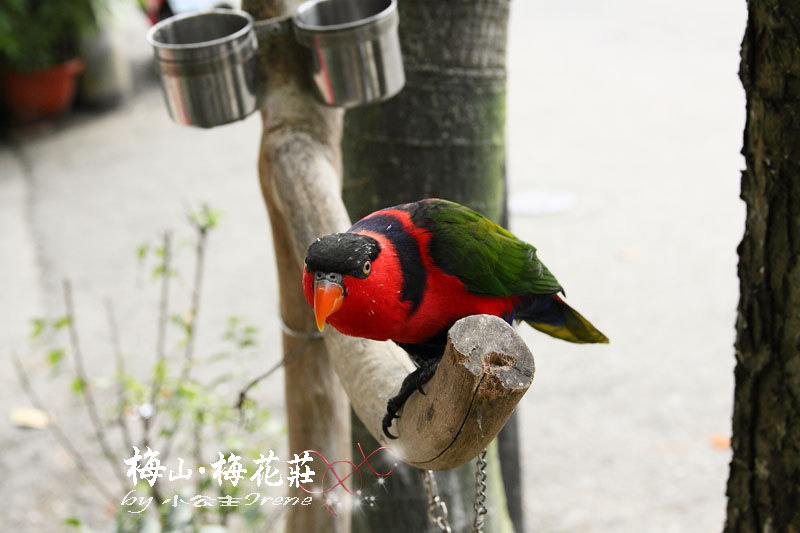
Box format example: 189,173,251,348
305,232,381,279
305,232,381,332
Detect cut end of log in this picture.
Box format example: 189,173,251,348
448,314,535,386
392,314,535,470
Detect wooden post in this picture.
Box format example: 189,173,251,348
244,1,533,531
243,2,349,532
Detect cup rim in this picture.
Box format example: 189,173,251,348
146,8,254,51
293,0,395,34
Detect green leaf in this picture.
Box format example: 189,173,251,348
30,318,47,338
71,378,86,395
170,314,193,337
153,358,168,383
189,205,224,233
53,316,71,329
238,397,255,411
136,243,148,262
122,375,143,393
63,517,81,528
47,349,65,369
177,382,200,399
152,266,178,279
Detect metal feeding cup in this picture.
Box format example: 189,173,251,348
293,0,404,108
147,9,258,128
147,1,405,128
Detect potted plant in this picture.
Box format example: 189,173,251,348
0,0,102,122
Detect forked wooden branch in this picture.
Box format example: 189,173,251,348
249,0,535,473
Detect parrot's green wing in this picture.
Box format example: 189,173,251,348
419,199,563,297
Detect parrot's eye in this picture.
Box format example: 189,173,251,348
362,260,371,276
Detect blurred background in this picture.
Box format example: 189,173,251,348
0,0,746,531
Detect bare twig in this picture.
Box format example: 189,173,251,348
151,231,172,407
161,211,210,462
12,352,117,503
181,214,208,381
186,215,209,470
62,280,129,491
105,299,134,450
142,232,171,456
235,339,310,417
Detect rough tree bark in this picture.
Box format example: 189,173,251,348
725,1,800,531
343,1,508,221
342,1,520,532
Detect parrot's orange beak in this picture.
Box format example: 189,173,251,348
314,280,344,331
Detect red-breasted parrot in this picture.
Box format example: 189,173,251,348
303,198,608,438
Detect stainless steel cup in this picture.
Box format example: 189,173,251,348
293,0,405,107
147,9,258,128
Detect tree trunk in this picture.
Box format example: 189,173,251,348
725,1,800,531
342,1,519,532
342,0,509,222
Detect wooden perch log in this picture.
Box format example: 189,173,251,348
320,315,535,470
248,0,535,474
396,315,534,470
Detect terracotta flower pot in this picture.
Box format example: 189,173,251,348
1,58,85,123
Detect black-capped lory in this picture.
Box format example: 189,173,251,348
303,198,608,438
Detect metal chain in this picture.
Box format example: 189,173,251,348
422,469,452,533
422,448,489,533
472,449,489,533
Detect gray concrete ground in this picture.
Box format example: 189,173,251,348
0,0,746,531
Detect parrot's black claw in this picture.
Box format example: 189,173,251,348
381,357,442,440
417,358,439,394
382,413,399,439
382,396,404,438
